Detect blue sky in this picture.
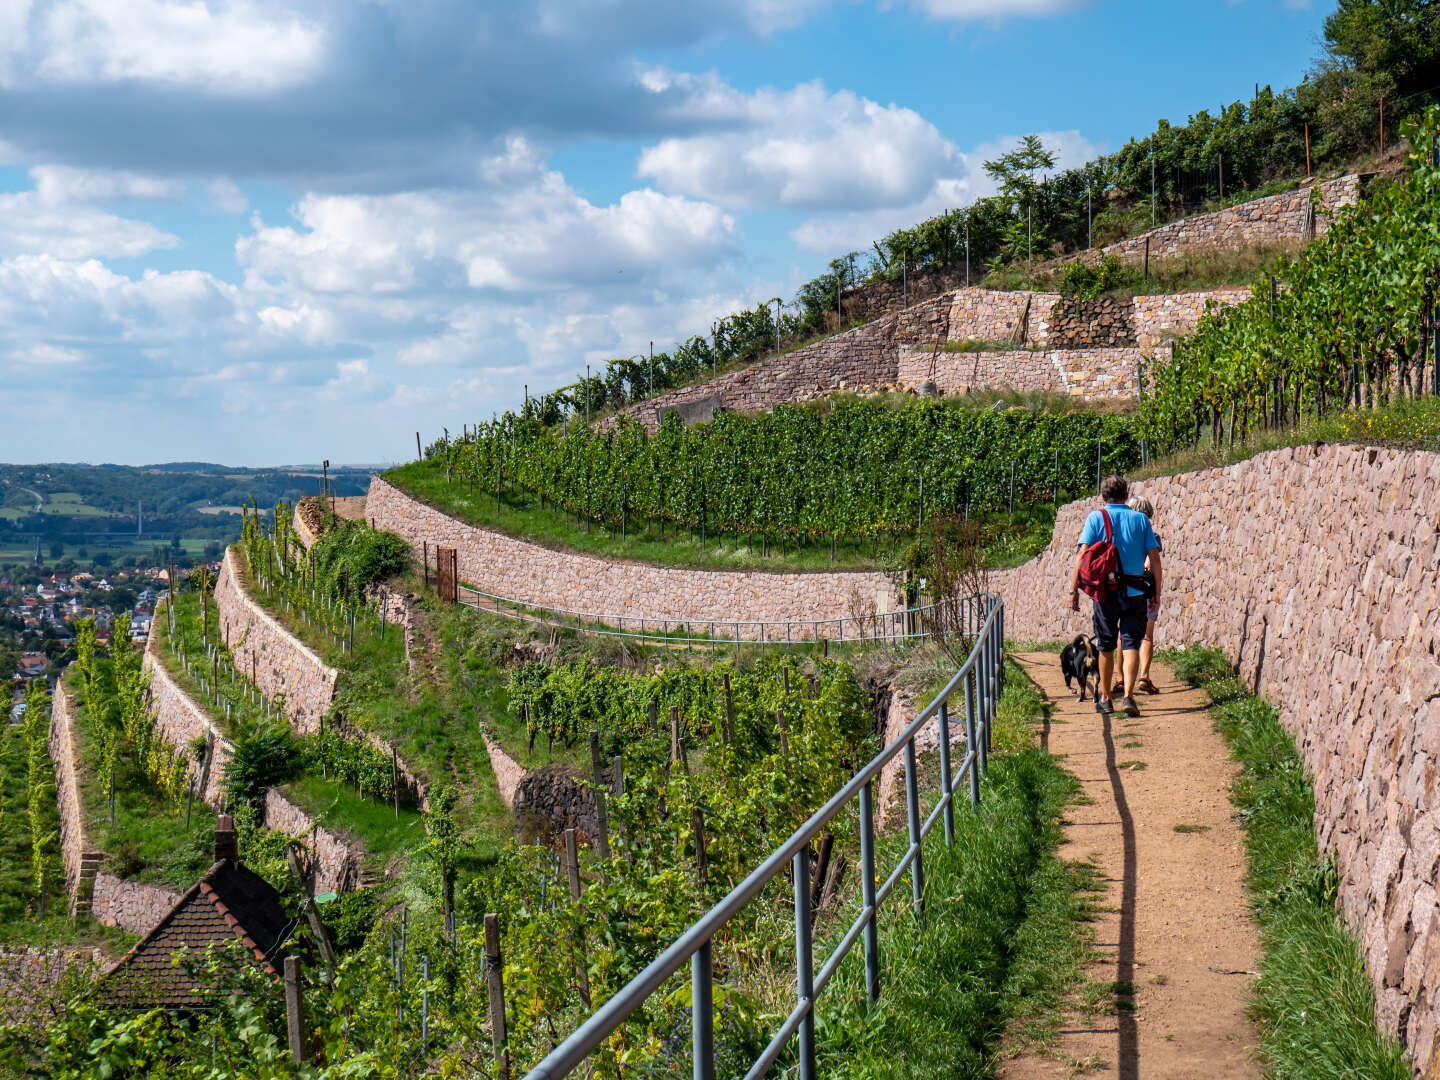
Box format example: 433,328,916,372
0,0,1330,466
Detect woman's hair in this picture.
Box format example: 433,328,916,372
1128,495,1154,518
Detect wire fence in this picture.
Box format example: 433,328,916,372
520,591,1006,1080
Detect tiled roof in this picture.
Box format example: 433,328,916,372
102,860,294,1010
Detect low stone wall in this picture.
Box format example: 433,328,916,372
367,476,902,636
143,605,232,807
264,789,365,895
1101,175,1360,263
947,288,1060,346
91,873,181,936
994,443,1440,1071
214,547,338,733
1132,287,1253,349
48,681,87,899
1046,296,1136,349
897,345,1153,401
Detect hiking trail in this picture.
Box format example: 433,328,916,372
1002,653,1261,1080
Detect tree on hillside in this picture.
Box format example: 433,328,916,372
983,135,1058,264
1323,0,1440,103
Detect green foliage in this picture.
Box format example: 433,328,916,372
223,723,300,808
23,680,57,909
430,399,1140,546
1058,254,1141,299
1166,644,1411,1078
311,519,411,600
1142,108,1440,451
301,728,396,803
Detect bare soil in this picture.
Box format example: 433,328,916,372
1002,653,1261,1080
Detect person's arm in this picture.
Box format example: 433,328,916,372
1070,544,1089,611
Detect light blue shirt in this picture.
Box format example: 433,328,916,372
1078,503,1161,597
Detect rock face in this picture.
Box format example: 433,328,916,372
366,476,903,638
994,442,1440,1072
213,547,339,733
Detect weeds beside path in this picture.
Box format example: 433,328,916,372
1002,653,1261,1080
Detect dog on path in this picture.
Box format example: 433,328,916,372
1061,634,1101,701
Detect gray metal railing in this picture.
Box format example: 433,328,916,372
521,592,1007,1080
456,584,985,648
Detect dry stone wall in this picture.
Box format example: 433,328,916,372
367,477,901,636
993,443,1440,1071
1132,287,1253,349
947,289,1060,346
47,680,94,907
143,608,232,807
1101,175,1360,263
1046,296,1136,349
264,790,365,895
90,873,181,936
897,345,1153,401
214,547,338,734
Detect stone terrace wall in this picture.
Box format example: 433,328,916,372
1046,296,1136,349
896,345,1153,401
600,292,952,434
367,476,902,637
265,789,365,895
1102,175,1360,263
947,289,1060,346
91,873,180,936
214,547,338,734
994,443,1440,1071
1132,287,1253,349
48,680,92,902
143,606,233,807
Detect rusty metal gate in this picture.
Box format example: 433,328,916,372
436,546,458,604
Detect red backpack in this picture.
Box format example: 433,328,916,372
1076,508,1121,602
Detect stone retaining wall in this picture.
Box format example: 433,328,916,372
90,873,181,936
367,476,902,636
264,789,365,895
947,289,1060,346
143,605,232,807
897,345,1154,400
1101,175,1359,263
47,680,93,905
1132,287,1253,349
1045,296,1136,349
214,547,338,733
994,443,1440,1071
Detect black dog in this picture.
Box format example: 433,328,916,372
1060,634,1101,701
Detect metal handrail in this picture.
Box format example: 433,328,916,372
521,592,1007,1080
456,583,975,648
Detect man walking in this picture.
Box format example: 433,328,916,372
1069,475,1162,716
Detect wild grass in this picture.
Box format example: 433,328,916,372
810,659,1088,1078
1164,644,1411,1079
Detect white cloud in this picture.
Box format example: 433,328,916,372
789,128,1102,255
639,77,958,212
0,192,179,258
207,178,249,214
26,0,324,94
30,164,185,204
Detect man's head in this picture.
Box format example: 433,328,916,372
1100,474,1129,504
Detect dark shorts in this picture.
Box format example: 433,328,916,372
1093,594,1148,652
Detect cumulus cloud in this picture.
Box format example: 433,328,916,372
0,193,179,258
788,128,1102,255
638,76,958,212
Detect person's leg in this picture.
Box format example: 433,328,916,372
1139,619,1155,687
1098,649,1115,704
1118,599,1147,713
1092,599,1119,710
1121,647,1140,698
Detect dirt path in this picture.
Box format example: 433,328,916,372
1002,653,1261,1080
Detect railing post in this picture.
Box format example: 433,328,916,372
938,700,955,847
964,671,980,806
793,849,817,1080
858,781,881,1004
692,939,714,1080
978,637,992,776
904,740,925,917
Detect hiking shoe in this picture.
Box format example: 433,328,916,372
1095,696,1114,715
1122,696,1140,717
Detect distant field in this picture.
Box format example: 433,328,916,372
38,493,114,517
0,538,211,565
196,506,245,515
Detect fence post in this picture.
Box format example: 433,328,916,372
564,828,582,900
647,699,658,735
858,780,881,1003
485,914,509,1080
964,671,980,807
793,848,818,1080
904,740,925,917
692,937,715,1080
284,956,306,1064
938,700,955,847
588,732,612,861
670,707,688,774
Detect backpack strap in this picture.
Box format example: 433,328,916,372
1100,507,1113,543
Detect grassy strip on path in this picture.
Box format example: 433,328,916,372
811,657,1091,1079
1165,645,1411,1079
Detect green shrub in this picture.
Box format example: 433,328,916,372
311,520,410,599
223,723,300,808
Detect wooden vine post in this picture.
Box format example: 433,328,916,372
284,956,307,1064
693,808,708,889
484,914,509,1080
588,731,612,862
722,672,735,745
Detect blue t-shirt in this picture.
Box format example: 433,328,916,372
1078,504,1161,597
